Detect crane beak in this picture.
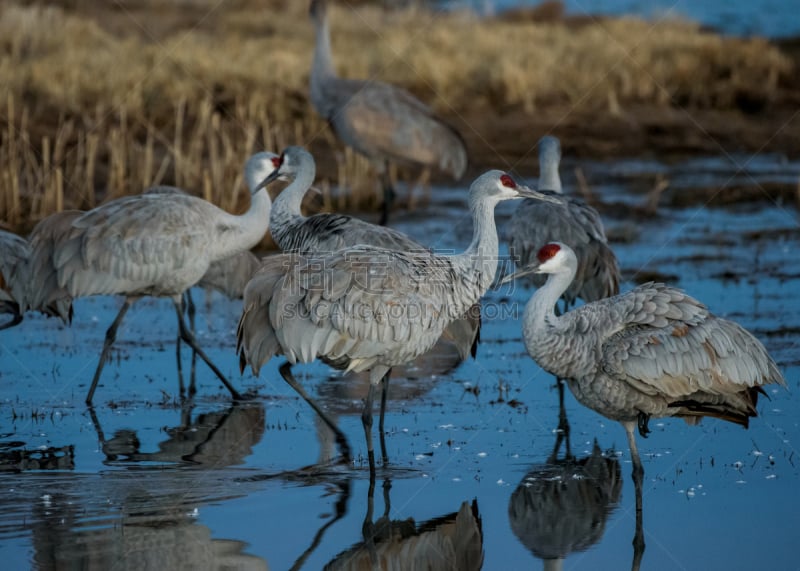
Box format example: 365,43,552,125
254,169,283,192
516,185,560,204
499,263,541,285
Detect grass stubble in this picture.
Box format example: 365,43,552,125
0,0,795,237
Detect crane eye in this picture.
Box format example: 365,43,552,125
500,174,516,189
537,243,561,262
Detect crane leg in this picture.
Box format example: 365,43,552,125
624,420,647,568
378,371,391,466
86,297,135,404
557,378,571,458
0,301,23,331
379,170,395,226
279,362,352,462
185,289,198,397
362,382,377,476
172,299,242,401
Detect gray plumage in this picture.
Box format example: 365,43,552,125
0,228,30,329
509,441,622,570
309,0,467,225
510,241,785,473
23,210,81,325
197,250,261,300
51,152,277,403
267,146,480,360
238,170,553,470
507,136,619,306
144,182,270,300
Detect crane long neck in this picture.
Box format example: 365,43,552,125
312,9,336,82
539,163,562,193
212,188,271,261
453,197,501,293
523,267,574,337
270,166,316,246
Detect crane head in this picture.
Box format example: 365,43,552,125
254,146,315,191
468,170,561,206
500,242,574,284
309,0,327,20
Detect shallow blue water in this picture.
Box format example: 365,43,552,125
442,0,800,38
0,156,798,569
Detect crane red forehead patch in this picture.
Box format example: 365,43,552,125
500,174,516,188
272,155,283,169
537,243,561,262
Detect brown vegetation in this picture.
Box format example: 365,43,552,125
0,0,796,233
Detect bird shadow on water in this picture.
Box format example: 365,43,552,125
508,427,646,571
4,400,270,570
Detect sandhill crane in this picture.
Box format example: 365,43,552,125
53,152,278,404
507,136,620,439
23,210,81,325
262,145,481,460
504,241,785,529
0,229,30,330
309,0,468,225
144,182,273,394
238,170,555,472
507,136,619,308
4,211,99,332
509,441,622,571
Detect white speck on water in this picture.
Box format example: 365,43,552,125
733,461,744,470
415,454,427,461
454,446,461,451
687,488,696,498
402,428,409,433
752,450,764,457
477,452,488,458
512,453,519,458
697,484,703,489
422,473,429,478
452,477,461,482
766,474,777,480
91,316,99,323
439,424,455,429
736,480,747,484
431,441,441,449
41,494,52,507
497,479,505,485
656,422,665,428
187,508,199,518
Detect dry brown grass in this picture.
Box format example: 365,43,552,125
0,1,793,232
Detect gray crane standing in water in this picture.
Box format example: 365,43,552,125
0,229,30,330
504,241,785,533
507,136,620,447
309,0,468,225
52,152,278,404
258,145,481,462
237,170,555,473
143,165,276,394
